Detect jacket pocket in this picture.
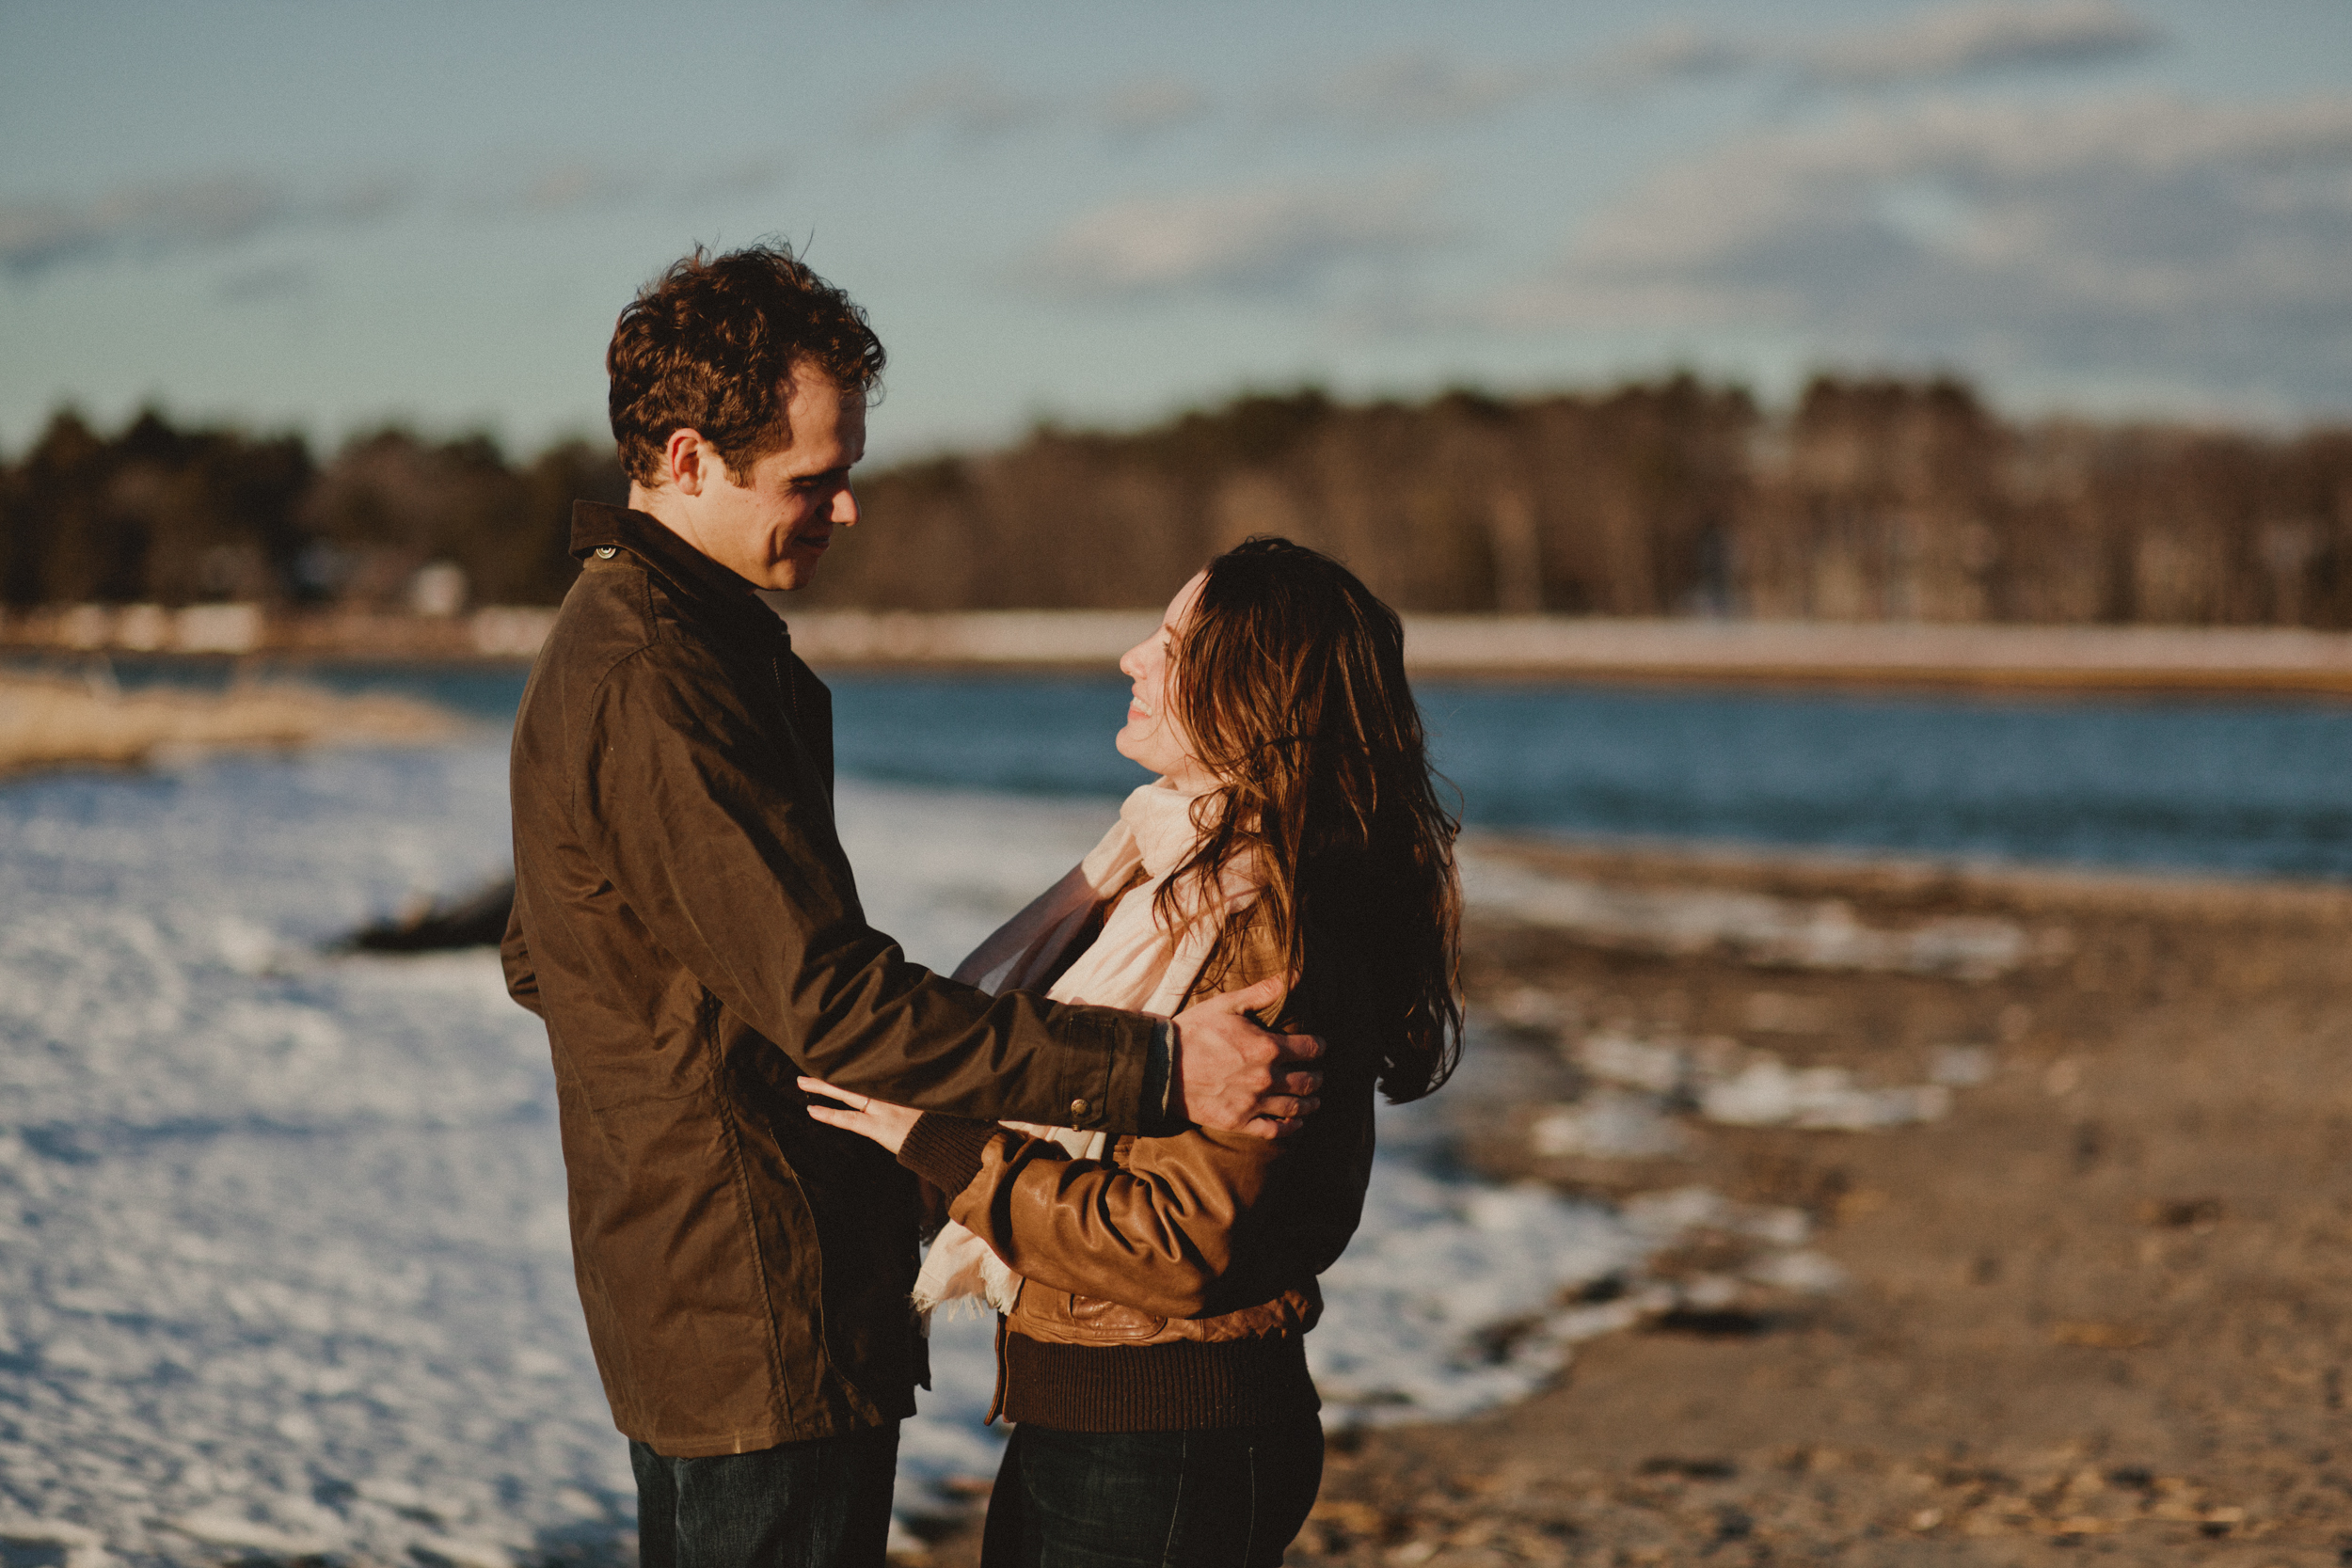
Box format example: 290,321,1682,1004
1028,1290,1168,1342
571,985,718,1114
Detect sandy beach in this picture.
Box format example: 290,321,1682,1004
1316,846,2351,1565
0,670,458,778
911,840,2352,1564
10,612,2352,698
4,680,2344,1564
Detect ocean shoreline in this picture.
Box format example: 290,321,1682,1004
7,729,2345,1565
8,609,2352,698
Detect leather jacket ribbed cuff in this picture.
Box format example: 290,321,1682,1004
898,1114,997,1195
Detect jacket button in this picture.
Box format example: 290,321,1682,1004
1069,1098,1089,1119
595,546,617,559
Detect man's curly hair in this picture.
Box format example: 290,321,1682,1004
607,243,885,488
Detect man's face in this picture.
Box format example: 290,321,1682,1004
688,373,866,591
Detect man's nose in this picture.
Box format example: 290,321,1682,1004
832,485,859,528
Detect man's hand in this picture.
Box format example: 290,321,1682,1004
1171,975,1325,1141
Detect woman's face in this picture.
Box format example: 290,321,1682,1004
1116,571,1216,790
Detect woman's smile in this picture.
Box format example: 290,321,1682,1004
1113,570,1213,790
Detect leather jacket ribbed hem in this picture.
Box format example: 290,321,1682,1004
1000,1333,1319,1433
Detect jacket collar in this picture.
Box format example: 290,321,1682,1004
571,500,786,641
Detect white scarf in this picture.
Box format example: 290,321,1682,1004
914,777,1257,1317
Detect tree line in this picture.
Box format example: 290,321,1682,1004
0,409,622,613
6,376,2350,626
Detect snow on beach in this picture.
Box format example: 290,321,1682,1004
2,737,1725,1565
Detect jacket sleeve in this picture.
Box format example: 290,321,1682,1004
574,643,1165,1134
501,889,543,1018
919,1121,1289,1319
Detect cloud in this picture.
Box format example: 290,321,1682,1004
1026,175,1450,299
1292,48,1565,130
1581,1,2160,96
0,158,785,277
1802,0,2162,87
870,66,1053,143
503,156,787,215
215,261,317,304
872,67,1212,147
1478,94,2352,405
1094,78,1210,139
1583,24,1766,91
0,173,405,277
516,165,643,214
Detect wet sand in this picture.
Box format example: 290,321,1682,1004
923,841,2352,1564
0,671,457,777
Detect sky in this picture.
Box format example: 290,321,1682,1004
3,0,2349,464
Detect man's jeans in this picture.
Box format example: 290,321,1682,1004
630,1423,900,1568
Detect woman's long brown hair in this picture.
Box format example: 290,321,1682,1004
1157,536,1463,1102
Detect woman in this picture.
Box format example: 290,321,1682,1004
804,536,1461,1566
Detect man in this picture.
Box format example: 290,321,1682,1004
501,245,1323,1567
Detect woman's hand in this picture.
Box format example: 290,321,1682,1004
798,1076,922,1155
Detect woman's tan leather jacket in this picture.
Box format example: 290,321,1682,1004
942,933,1381,1351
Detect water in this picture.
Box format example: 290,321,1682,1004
1421,684,2352,879
825,675,2352,879
16,657,2352,878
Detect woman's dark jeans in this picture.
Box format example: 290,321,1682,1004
630,1422,900,1568
979,1417,1325,1567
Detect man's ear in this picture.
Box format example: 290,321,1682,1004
664,428,713,497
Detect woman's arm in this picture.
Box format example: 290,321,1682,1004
801,1076,1293,1319
937,1121,1288,1319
